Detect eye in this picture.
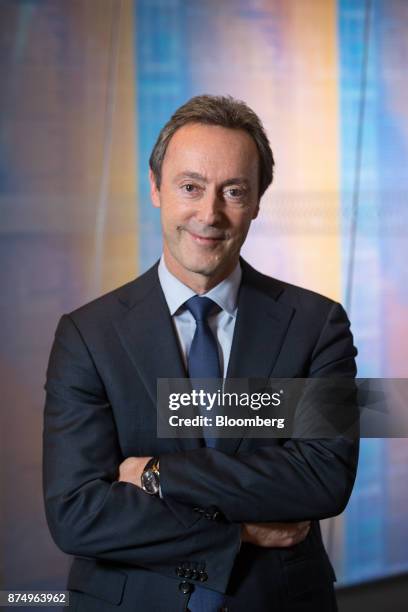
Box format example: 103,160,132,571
224,187,247,202
181,183,200,195
226,188,243,198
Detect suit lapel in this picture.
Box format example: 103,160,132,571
113,260,295,456
113,264,203,451
215,261,295,454
226,261,295,380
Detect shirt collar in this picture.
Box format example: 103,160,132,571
158,256,241,317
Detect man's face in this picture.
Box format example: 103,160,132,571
150,123,260,287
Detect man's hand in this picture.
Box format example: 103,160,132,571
241,521,311,548
117,456,152,488
117,458,310,549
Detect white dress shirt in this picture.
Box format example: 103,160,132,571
158,256,241,378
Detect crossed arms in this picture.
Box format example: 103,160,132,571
43,303,358,593
117,456,311,548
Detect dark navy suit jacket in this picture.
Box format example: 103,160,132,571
43,259,359,611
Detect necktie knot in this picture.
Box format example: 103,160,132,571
185,295,216,322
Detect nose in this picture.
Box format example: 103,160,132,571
196,189,223,225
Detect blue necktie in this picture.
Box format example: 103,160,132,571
184,296,226,612
185,295,221,448
186,296,221,380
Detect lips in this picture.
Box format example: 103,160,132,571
186,229,225,244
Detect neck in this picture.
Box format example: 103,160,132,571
163,252,238,294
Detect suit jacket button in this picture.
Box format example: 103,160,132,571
176,566,184,577
206,505,221,520
191,569,198,580
184,568,192,578
198,571,208,582
179,581,195,595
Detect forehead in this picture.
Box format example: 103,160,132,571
162,123,259,179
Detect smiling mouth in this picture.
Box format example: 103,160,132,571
186,229,225,245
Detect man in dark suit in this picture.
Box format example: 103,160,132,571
43,95,358,611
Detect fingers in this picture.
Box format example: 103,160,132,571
117,457,143,485
241,521,311,548
117,456,151,486
276,522,311,547
296,521,311,531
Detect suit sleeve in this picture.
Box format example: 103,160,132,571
43,314,241,593
160,302,360,523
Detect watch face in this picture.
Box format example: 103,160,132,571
142,469,159,495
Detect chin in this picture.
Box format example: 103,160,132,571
184,260,220,277
167,243,230,279
176,249,222,275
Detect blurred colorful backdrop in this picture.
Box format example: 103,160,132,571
1,0,407,594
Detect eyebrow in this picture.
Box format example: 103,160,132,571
173,171,250,188
174,171,208,183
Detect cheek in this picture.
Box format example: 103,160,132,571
228,214,252,237
161,201,179,225
162,204,191,234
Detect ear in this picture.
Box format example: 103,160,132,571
149,169,161,209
